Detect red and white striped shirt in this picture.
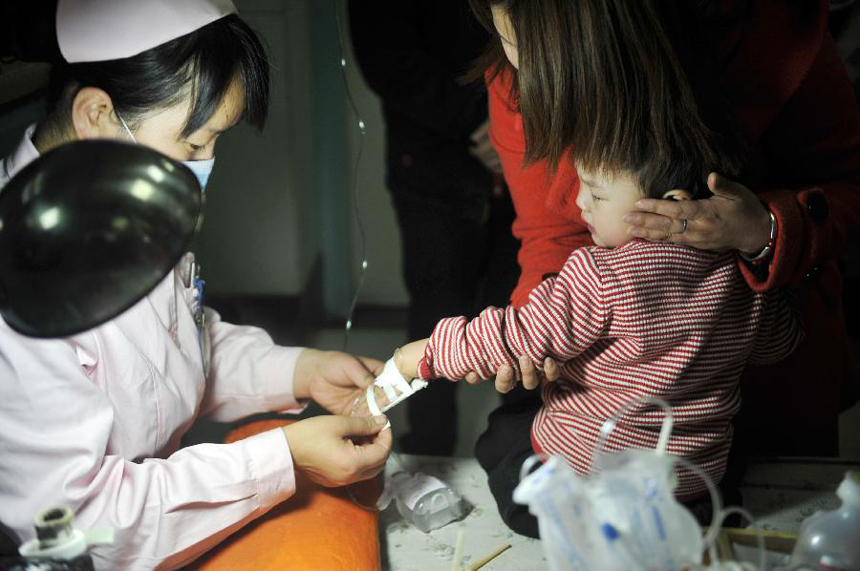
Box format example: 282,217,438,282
417,240,803,497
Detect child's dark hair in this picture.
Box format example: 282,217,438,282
466,0,746,199
42,14,269,138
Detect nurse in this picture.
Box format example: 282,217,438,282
0,1,391,569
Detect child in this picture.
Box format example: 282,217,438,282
393,163,803,534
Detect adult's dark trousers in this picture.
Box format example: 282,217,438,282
392,181,520,456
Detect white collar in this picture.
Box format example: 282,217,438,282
0,124,41,192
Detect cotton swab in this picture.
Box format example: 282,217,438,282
468,543,511,571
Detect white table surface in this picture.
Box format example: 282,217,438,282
379,454,546,571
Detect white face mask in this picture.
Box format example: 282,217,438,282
116,112,215,192
180,156,215,192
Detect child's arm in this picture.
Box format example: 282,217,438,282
398,249,609,383
748,288,805,365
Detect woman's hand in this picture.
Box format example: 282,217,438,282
293,349,384,415
283,415,392,487
623,173,771,254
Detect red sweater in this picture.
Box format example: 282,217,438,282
418,241,802,497
487,0,860,454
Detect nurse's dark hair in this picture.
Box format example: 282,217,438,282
466,0,747,199
43,14,269,137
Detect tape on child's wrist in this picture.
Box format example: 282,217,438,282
366,358,429,429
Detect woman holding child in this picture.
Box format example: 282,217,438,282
396,0,860,537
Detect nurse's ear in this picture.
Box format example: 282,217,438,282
662,189,694,201
70,87,124,141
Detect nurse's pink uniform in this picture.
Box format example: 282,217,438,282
0,127,307,569
0,2,309,569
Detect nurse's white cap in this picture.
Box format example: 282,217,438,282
57,0,238,63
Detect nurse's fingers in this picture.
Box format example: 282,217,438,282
354,426,393,480
358,356,385,377
284,415,389,487
340,414,389,437
356,355,386,380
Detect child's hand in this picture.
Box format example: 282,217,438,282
394,338,429,379
464,355,562,392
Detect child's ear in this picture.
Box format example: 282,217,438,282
662,189,694,201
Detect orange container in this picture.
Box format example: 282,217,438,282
191,419,381,571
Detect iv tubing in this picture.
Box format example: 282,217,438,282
707,506,766,571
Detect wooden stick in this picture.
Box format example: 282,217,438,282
451,528,465,571
467,543,511,571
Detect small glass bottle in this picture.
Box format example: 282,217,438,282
790,471,860,571
389,472,467,533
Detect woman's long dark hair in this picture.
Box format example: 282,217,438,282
467,0,747,198
43,14,270,137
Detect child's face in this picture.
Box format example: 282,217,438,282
575,166,643,248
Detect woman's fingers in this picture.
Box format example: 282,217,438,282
625,213,690,241
707,172,746,198
625,196,706,242
632,197,702,219
708,172,771,253
624,173,767,253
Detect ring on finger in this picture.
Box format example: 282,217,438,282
681,219,688,232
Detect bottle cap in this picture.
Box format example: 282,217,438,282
836,471,860,504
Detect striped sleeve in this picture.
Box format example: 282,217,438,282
748,288,804,365
419,248,609,381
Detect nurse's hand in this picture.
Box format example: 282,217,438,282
284,415,392,487
293,349,384,415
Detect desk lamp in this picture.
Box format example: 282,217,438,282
0,140,202,338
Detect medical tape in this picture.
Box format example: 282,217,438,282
365,358,428,428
